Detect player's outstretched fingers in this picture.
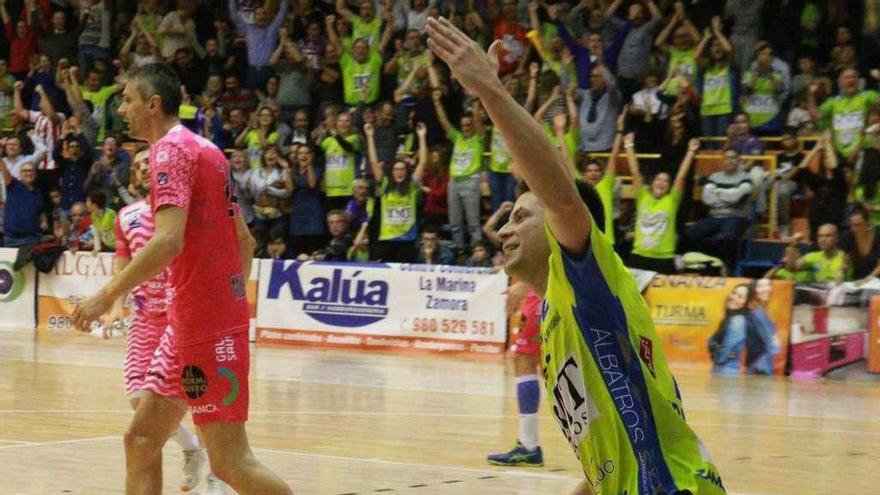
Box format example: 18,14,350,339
426,18,458,59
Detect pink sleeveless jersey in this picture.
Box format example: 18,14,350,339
114,200,168,316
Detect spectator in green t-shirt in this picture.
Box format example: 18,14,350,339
432,87,486,250
785,223,850,284
625,132,699,274
335,0,383,47
326,13,392,107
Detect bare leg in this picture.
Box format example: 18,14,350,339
124,391,187,495
199,421,293,495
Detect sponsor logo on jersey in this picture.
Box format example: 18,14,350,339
182,365,208,400
550,353,599,456
157,172,168,185
218,367,239,406
266,261,390,327
192,404,219,414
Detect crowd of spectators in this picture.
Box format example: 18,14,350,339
3,0,880,281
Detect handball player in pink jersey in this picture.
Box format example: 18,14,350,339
73,64,292,495
108,149,207,492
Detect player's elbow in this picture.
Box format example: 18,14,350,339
159,232,185,258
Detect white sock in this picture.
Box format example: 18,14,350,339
519,413,539,450
171,425,201,451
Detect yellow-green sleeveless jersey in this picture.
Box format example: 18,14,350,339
540,220,726,495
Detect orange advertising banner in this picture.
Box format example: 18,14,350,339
644,275,793,375
869,296,880,373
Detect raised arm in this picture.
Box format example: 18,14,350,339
524,62,539,112
694,27,712,64
364,122,383,182
0,146,11,186
227,0,247,32
336,0,355,22
654,8,682,49
325,14,341,53
269,0,289,32
378,16,394,53
472,101,486,137
623,132,644,190
432,88,453,135
710,15,732,53
426,18,589,254
412,122,429,181
566,84,578,129
673,138,699,193
12,81,28,121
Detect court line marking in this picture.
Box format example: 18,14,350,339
0,435,116,450
0,409,877,437
252,446,581,482
0,439,37,446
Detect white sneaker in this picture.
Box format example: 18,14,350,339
205,473,230,495
180,449,205,492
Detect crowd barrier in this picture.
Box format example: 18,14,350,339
3,247,879,374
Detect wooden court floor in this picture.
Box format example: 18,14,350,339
1,331,879,494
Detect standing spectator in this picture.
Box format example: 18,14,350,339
315,40,344,108
684,148,754,266
53,131,93,210
320,111,362,210
249,146,291,245
328,13,392,107
335,0,384,48
170,47,207,97
0,133,47,179
370,101,397,169
86,189,115,253
228,0,289,90
625,132,699,273
1,0,39,79
419,147,449,229
229,149,254,226
812,68,879,160
285,144,326,257
12,82,64,185
433,90,485,250
365,121,427,262
487,114,515,212
774,131,804,236
695,16,736,138
346,178,371,228
77,0,112,73
604,0,663,101
783,133,848,240
271,31,312,115
158,0,203,61
725,0,765,72
80,68,120,143
741,42,785,135
219,73,257,114
38,9,77,64
119,24,162,70
0,160,45,247
493,0,531,76
578,65,621,153
84,135,128,210
236,106,280,169
654,2,702,97
385,30,430,100
298,20,327,72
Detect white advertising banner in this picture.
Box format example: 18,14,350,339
256,260,509,354
37,251,116,331
0,247,36,330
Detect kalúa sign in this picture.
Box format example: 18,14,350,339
256,260,509,354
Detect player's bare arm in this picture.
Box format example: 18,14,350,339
72,206,188,331
425,17,590,256
235,214,256,281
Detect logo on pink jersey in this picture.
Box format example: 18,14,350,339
157,172,168,185
182,365,208,399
